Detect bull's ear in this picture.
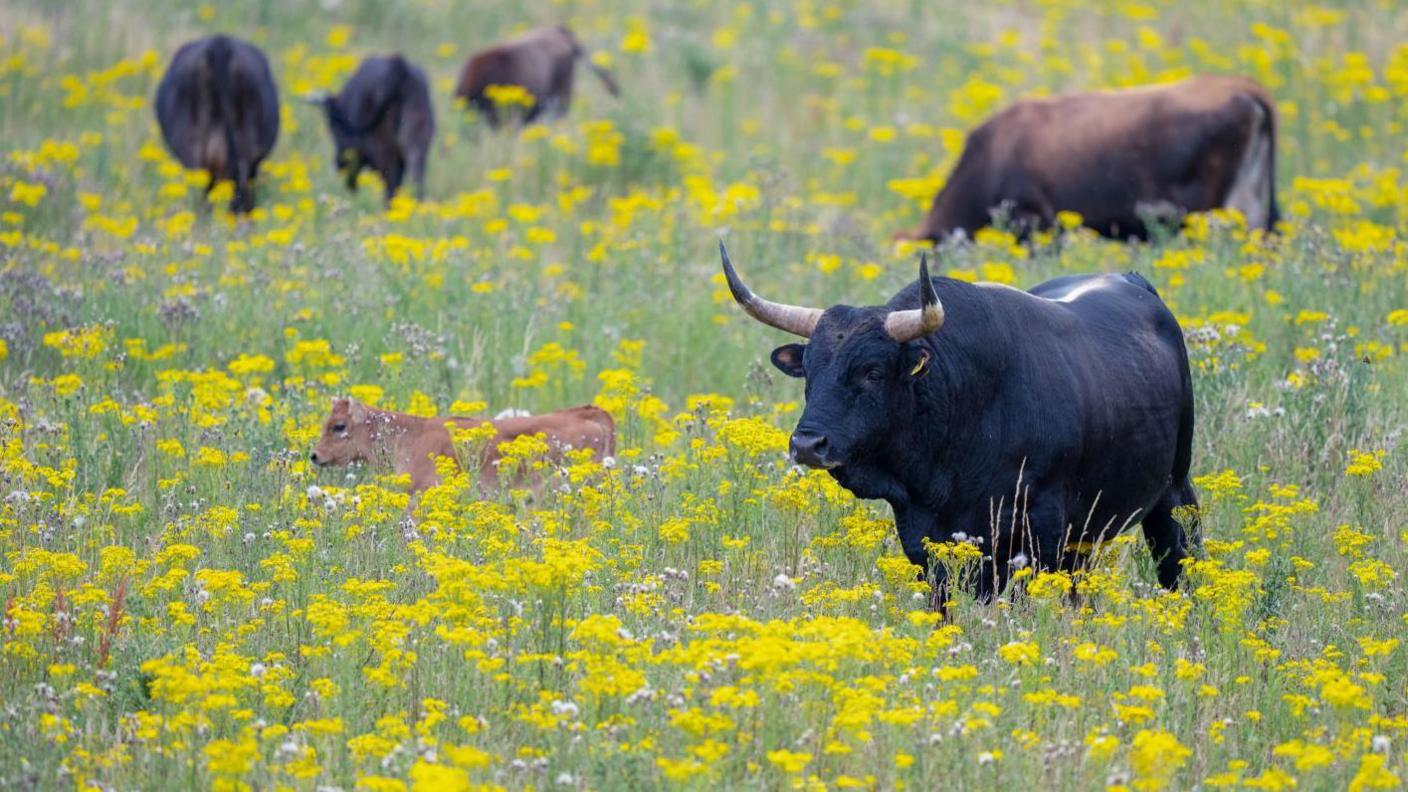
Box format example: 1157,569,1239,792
770,344,806,378
905,347,932,379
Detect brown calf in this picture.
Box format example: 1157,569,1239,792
895,75,1278,242
310,398,615,492
454,26,619,127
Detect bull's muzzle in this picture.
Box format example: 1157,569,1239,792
789,430,836,469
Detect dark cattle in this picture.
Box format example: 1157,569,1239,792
719,242,1199,602
454,26,619,128
895,75,1278,242
313,54,435,203
155,35,279,213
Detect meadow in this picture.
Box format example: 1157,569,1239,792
2,0,1408,789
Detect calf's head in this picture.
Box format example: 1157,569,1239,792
719,241,943,469
311,398,374,466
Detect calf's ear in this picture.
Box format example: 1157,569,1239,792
770,344,807,378
348,400,370,423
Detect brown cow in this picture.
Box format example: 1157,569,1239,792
155,34,280,213
454,26,619,127
312,54,435,203
309,398,615,492
895,75,1278,242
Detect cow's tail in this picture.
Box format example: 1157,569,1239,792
563,27,619,97
206,36,247,211
1239,82,1284,232
1247,88,1280,232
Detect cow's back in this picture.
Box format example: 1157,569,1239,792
493,405,615,457
155,36,278,173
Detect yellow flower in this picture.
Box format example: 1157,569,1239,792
1345,449,1384,477
998,640,1039,666
1349,754,1400,792
1130,729,1191,790
8,180,46,207
483,83,535,108
621,17,652,54
766,749,811,774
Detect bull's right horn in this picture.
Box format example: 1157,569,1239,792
883,252,945,343
718,240,822,339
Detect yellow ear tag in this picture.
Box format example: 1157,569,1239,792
909,349,931,377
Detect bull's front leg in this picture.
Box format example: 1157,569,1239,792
892,502,950,614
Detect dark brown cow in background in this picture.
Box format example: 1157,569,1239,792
455,26,619,128
155,34,280,214
312,54,435,202
895,75,1279,242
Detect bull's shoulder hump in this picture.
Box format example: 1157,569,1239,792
1025,273,1144,304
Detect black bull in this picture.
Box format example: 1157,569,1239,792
720,242,1199,600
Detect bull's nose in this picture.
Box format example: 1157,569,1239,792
309,451,320,464
790,431,832,468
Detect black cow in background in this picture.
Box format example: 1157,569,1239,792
718,242,1200,603
155,34,280,214
312,54,435,203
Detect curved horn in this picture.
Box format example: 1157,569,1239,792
718,240,822,338
883,252,945,343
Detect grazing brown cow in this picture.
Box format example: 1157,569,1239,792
155,34,280,213
454,26,619,127
310,398,615,492
895,75,1279,242
312,54,435,202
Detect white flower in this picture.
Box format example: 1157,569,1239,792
1373,735,1391,753
250,662,267,678
1010,552,1029,570
555,773,575,785
306,485,323,500
773,573,796,590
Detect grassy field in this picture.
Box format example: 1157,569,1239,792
2,0,1408,789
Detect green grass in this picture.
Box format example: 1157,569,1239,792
1,0,1407,790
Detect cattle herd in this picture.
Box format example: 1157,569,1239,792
155,24,1287,604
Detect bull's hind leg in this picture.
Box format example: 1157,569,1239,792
1141,478,1199,589
974,496,1066,602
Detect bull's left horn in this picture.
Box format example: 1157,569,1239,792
883,253,945,343
719,240,822,338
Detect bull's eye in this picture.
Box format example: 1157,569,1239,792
332,423,347,433
863,367,885,384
